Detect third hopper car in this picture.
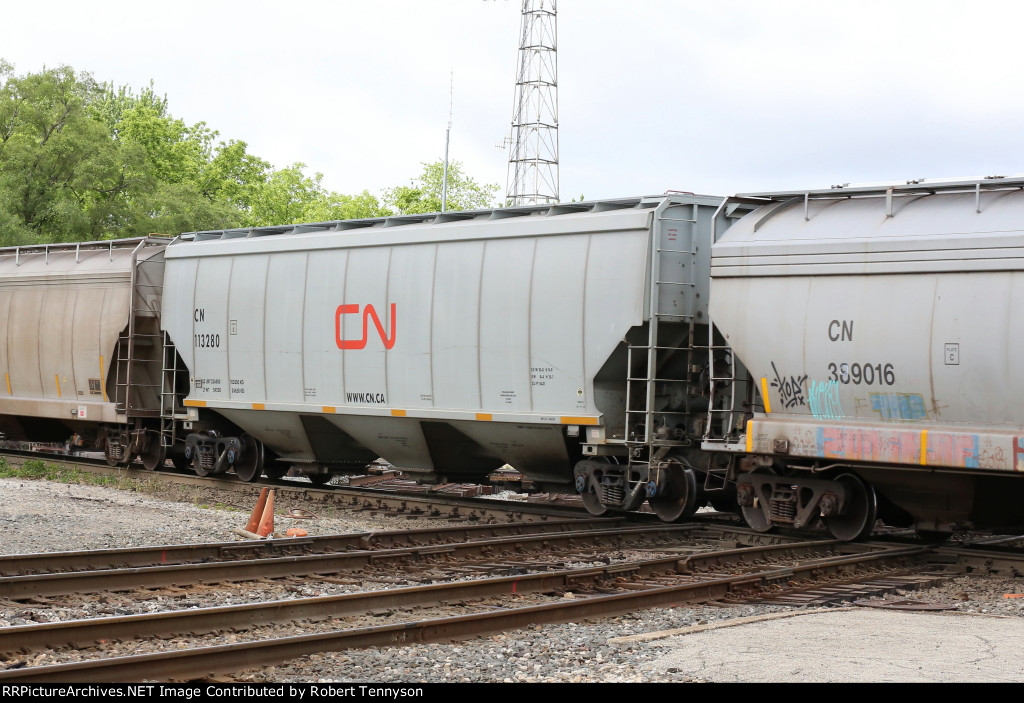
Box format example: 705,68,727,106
708,177,1024,538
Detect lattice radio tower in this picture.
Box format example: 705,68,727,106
505,0,558,205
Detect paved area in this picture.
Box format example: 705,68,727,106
635,608,1024,683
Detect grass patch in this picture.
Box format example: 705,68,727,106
15,459,84,482
0,458,253,512
0,457,146,490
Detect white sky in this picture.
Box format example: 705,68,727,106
5,0,1024,202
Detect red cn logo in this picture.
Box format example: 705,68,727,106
335,304,397,350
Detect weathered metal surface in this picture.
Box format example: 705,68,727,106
0,240,165,430
0,518,629,576
711,182,1024,474
0,542,930,682
13,452,590,524
0,523,715,598
161,196,729,484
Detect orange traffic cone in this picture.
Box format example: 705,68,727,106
256,489,276,538
245,487,269,533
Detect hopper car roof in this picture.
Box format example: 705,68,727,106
714,176,1024,276
173,194,728,244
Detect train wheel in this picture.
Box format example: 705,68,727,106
648,460,698,522
739,469,776,533
232,435,264,483
140,439,166,471
823,473,878,541
580,488,609,516
193,455,213,477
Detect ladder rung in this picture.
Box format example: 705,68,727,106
628,345,693,351
626,377,692,383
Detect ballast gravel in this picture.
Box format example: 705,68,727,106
2,475,1024,683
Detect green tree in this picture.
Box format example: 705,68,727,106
243,164,387,227
383,160,499,215
0,63,132,243
0,63,497,241
91,81,266,234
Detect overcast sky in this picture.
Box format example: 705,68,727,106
5,1,1024,203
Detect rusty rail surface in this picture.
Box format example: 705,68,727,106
0,524,776,599
0,449,592,523
0,518,629,576
0,542,932,682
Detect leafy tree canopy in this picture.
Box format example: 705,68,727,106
0,62,499,243
383,160,499,215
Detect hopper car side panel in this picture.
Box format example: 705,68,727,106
710,180,1024,535
0,245,145,434
265,252,306,404
162,204,666,485
713,272,1024,471
0,240,172,463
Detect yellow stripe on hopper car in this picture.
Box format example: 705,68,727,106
560,416,598,425
184,399,207,407
476,413,493,421
391,409,407,417
920,430,928,465
760,377,771,414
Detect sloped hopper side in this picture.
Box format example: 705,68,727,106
0,239,166,441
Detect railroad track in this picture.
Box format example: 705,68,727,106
3,522,1002,683
0,518,627,576
0,523,786,601
0,449,625,524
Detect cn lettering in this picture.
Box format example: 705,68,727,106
335,304,397,350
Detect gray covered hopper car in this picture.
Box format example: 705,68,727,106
709,177,1024,538
0,238,176,468
7,178,1022,540
162,194,757,517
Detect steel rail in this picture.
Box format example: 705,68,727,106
0,450,591,523
0,539,890,654
0,518,629,576
932,544,1024,577
0,524,740,599
0,543,932,682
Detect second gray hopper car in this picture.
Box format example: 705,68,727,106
161,194,756,515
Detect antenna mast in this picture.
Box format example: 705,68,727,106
506,0,558,205
441,69,453,212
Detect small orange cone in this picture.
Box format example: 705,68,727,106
256,489,276,537
245,487,269,533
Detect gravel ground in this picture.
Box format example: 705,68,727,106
2,474,1023,683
